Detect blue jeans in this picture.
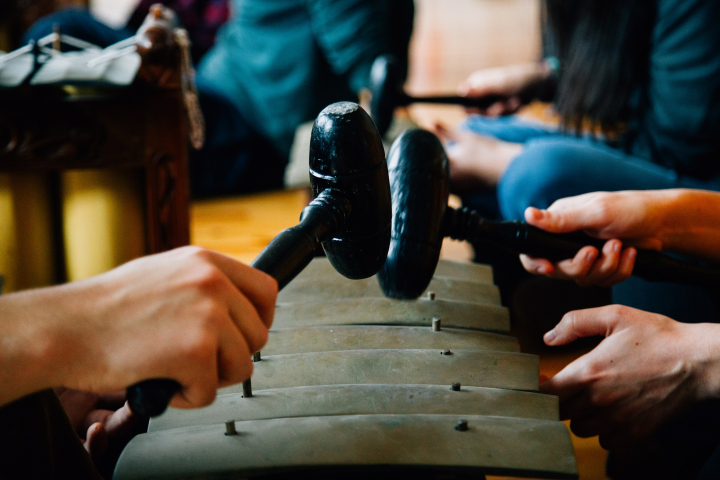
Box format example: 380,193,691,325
461,114,720,325
22,8,132,48
22,8,285,198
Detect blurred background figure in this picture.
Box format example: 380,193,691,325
434,0,720,324
193,0,413,196
126,0,229,61
21,0,414,198
439,0,720,223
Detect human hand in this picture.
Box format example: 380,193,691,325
519,191,666,286
459,62,550,116
433,123,523,191
540,305,720,451
53,246,277,410
54,388,137,461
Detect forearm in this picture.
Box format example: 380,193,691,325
0,285,85,406
653,189,720,262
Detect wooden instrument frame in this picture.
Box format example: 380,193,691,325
0,50,191,276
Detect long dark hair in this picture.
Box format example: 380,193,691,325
544,0,657,133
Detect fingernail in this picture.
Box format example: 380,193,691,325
544,329,556,344
585,250,596,262
613,241,621,253
628,248,636,260
531,208,546,220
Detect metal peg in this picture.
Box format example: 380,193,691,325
427,291,436,300
441,349,452,356
53,25,61,51
253,351,261,362
432,317,441,331
451,382,461,391
455,419,469,432
225,420,238,436
242,379,252,398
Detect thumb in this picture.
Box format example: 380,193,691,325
432,122,457,144
545,306,623,346
102,402,138,438
84,422,108,460
525,206,591,234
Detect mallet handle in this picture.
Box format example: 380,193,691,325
446,207,720,288
127,190,350,417
251,190,349,289
401,93,505,109
516,223,720,286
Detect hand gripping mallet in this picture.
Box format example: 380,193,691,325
369,55,543,137
128,102,391,416
378,128,720,299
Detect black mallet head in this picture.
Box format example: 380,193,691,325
310,102,392,279
377,128,449,298
369,55,405,138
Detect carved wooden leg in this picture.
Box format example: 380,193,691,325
144,93,190,254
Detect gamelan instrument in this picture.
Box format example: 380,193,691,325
114,256,577,479
369,55,542,136
126,101,392,416
0,5,203,295
0,7,164,88
114,108,579,478
378,128,720,299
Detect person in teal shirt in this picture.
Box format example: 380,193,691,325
22,0,414,197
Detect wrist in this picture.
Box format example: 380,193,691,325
8,280,110,393
44,277,116,392
0,288,69,404
650,189,688,252
688,323,720,402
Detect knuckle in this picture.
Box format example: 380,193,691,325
194,386,217,408
595,202,610,219
579,363,602,384
243,328,267,355
562,312,578,333
568,258,588,277
605,304,629,321
593,195,612,216
178,245,209,260
258,273,279,302
181,329,217,364
192,267,229,295
194,299,225,325
224,359,252,385
237,358,254,382
252,326,269,351
621,259,635,276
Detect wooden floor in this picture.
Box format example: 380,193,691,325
190,1,609,478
